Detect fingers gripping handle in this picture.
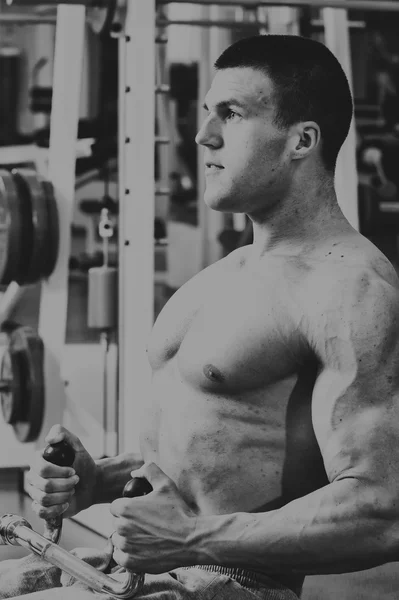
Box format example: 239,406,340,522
105,478,153,576
122,477,153,498
3,451,149,599
42,441,75,544
43,441,75,467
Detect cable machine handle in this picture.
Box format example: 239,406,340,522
42,441,76,544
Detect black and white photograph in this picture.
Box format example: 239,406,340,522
1,1,399,599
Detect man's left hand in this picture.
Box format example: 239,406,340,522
110,462,198,573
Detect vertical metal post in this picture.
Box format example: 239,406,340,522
79,22,91,120
37,4,85,448
322,7,359,229
155,4,171,225
118,0,155,454
197,5,233,269
197,6,213,270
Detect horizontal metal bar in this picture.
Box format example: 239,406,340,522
311,17,365,27
157,0,399,13
156,17,266,28
3,0,94,5
0,13,56,24
0,516,144,600
380,202,399,213
16,524,143,599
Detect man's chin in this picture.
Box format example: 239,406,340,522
203,191,233,212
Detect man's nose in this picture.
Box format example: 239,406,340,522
195,117,222,148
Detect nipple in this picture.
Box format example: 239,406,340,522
203,364,225,383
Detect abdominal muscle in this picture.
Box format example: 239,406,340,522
140,359,297,517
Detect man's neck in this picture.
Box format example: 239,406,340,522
247,177,353,260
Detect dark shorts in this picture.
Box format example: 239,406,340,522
0,552,300,599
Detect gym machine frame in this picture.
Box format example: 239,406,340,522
6,0,399,11
159,0,399,9
0,0,383,597
0,14,56,23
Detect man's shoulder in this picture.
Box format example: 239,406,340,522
304,234,399,345
307,232,399,298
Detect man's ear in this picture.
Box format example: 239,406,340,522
290,122,321,160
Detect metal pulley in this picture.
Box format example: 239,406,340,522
0,169,59,286
0,324,45,443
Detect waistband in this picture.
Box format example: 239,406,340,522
184,564,299,595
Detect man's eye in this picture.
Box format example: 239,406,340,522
225,110,240,121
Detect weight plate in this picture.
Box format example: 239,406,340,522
12,169,48,285
0,170,24,285
40,179,59,279
0,348,22,425
86,0,117,35
10,326,44,443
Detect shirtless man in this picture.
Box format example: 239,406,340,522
3,34,399,600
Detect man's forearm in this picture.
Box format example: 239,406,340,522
191,478,396,575
93,453,144,504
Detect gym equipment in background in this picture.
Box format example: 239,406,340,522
0,169,59,286
0,323,44,443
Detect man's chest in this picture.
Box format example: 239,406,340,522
148,267,308,393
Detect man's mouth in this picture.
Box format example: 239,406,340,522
205,163,224,170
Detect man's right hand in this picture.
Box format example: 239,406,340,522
26,425,97,520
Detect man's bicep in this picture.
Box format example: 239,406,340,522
311,366,399,486
310,275,399,488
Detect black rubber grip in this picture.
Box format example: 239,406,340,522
43,441,75,467
123,477,153,498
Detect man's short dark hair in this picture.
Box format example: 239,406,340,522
214,35,353,173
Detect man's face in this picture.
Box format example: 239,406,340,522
196,67,292,214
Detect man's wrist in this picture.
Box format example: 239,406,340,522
93,453,144,504
187,513,238,566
